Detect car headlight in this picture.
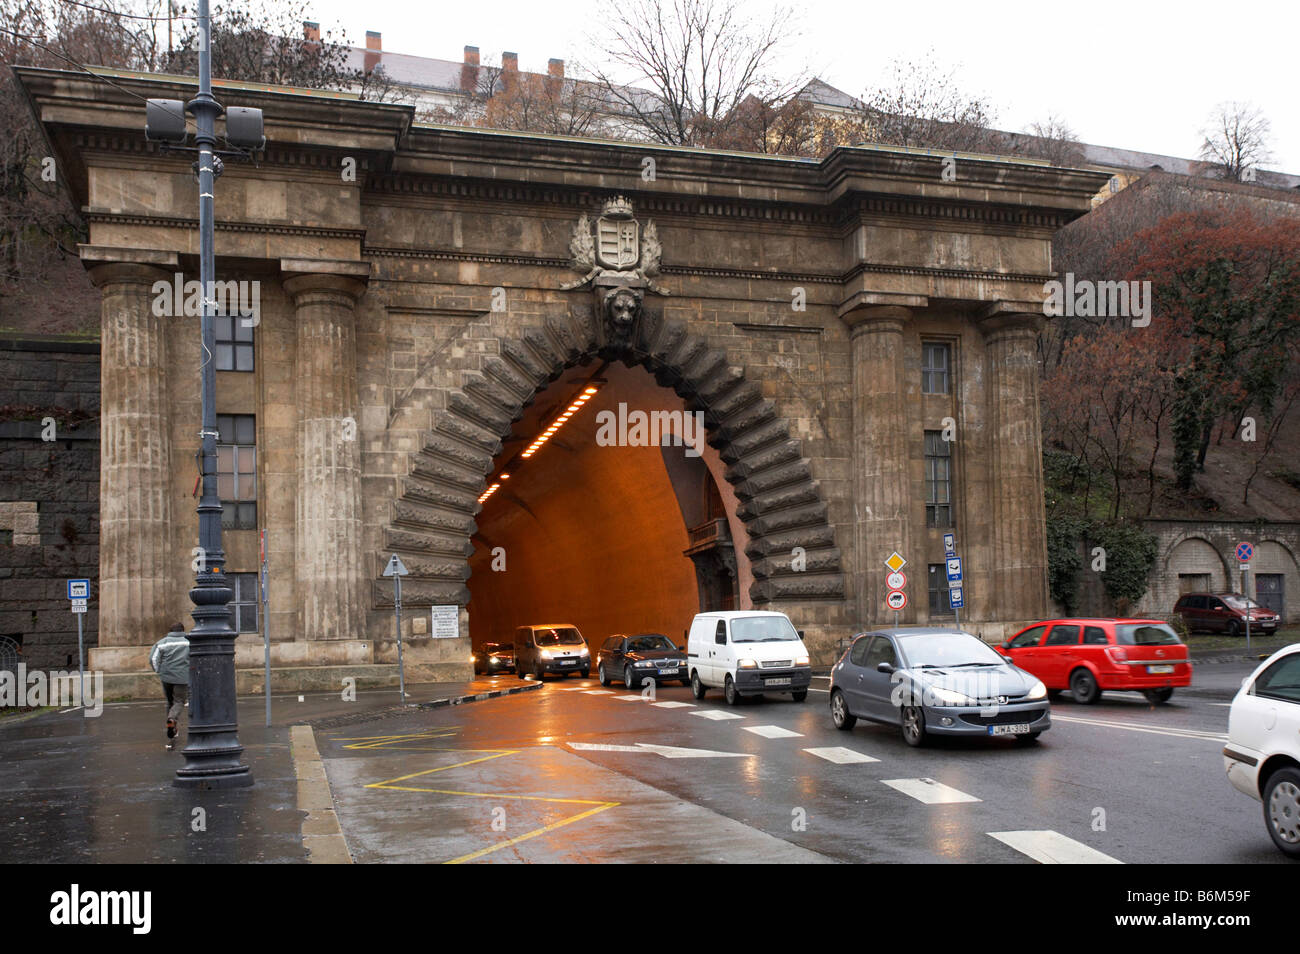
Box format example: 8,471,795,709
540,649,554,659
738,658,758,669
579,647,590,656
795,654,810,666
1026,679,1047,700
635,660,654,667
930,686,976,706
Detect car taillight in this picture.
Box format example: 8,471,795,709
1105,646,1128,664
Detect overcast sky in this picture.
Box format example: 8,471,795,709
308,0,1299,171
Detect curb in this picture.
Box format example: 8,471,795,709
417,680,544,710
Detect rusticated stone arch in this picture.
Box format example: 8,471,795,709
375,301,845,610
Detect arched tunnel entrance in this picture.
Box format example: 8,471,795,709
466,361,753,655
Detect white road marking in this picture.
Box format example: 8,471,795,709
569,742,752,759
583,690,615,695
803,746,879,764
988,830,1123,864
615,694,643,701
651,701,695,709
557,687,588,692
743,724,804,739
1052,713,1227,742
1209,703,1232,707
692,710,745,721
881,778,981,804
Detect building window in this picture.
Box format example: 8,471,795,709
227,572,259,633
215,315,255,372
921,342,951,395
924,430,953,528
928,564,952,617
216,414,257,530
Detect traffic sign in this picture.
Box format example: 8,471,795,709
884,551,907,574
71,602,87,615
943,532,956,555
885,589,908,611
1235,541,1254,563
946,557,963,584
67,579,89,600
886,571,907,590
949,586,964,610
382,553,409,577
1240,563,1251,572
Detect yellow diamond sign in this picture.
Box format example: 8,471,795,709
884,551,907,573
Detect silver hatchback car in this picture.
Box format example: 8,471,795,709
829,629,1051,746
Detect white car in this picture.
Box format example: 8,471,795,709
686,611,811,705
1223,643,1300,858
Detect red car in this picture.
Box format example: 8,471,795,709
998,618,1192,705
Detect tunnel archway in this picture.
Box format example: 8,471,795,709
377,303,845,639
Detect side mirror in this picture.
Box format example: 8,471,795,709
999,642,1011,650
797,630,805,640
876,662,895,674
678,645,685,652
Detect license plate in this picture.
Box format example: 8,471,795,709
988,723,1030,736
559,659,576,665
765,677,791,686
1147,665,1174,674
659,668,679,675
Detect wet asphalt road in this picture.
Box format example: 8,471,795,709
312,660,1292,864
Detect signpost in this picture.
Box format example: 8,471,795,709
1236,541,1254,653
67,579,89,707
383,554,410,702
884,552,907,626
260,530,271,727
945,535,963,630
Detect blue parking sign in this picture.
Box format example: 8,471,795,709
949,586,964,609
946,557,962,584
943,533,956,555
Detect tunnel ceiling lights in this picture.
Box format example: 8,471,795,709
478,381,603,506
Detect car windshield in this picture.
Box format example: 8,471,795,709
628,635,675,652
730,616,800,643
897,633,1004,669
1223,596,1261,610
1115,624,1181,646
535,628,584,646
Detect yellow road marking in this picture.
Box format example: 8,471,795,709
349,735,621,863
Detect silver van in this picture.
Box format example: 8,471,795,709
514,624,591,680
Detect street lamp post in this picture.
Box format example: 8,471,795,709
172,0,251,788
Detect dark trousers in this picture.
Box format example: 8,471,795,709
163,682,189,725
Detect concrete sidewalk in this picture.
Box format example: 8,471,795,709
0,677,540,863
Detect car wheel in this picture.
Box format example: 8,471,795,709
1070,668,1100,704
625,665,640,690
1264,767,1300,858
901,706,927,747
1143,688,1174,704
1229,619,1241,637
691,671,707,699
533,662,544,682
724,675,740,706
598,664,609,686
791,689,808,702
830,689,856,730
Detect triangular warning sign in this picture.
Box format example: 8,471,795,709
383,553,409,577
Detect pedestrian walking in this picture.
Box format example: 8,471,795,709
150,623,190,750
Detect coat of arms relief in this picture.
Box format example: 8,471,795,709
562,196,668,350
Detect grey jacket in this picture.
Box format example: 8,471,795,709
149,633,190,685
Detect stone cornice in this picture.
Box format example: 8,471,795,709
85,211,366,242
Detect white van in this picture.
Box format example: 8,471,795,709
686,611,811,705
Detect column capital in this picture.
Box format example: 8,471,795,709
838,291,927,330
976,300,1045,338
80,245,178,288
281,259,370,305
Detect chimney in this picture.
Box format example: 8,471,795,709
548,58,564,78
502,51,518,91
461,45,480,93
364,31,382,72
303,21,320,44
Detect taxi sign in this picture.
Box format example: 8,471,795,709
67,579,89,600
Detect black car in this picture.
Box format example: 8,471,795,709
473,642,515,675
597,633,690,688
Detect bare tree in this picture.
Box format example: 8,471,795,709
1013,115,1086,167
1199,101,1272,182
852,51,1002,154
582,0,805,147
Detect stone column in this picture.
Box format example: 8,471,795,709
282,261,369,640
842,297,923,626
84,250,178,650
980,306,1050,622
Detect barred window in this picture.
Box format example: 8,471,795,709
928,564,952,617
921,342,951,395
226,572,260,634
925,430,953,528
217,414,257,530
215,314,254,372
